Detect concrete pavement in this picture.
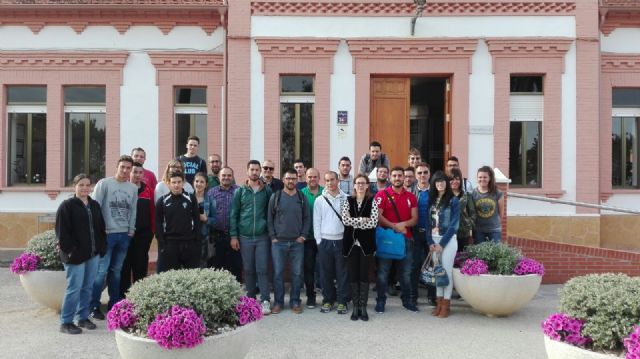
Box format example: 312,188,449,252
0,268,559,359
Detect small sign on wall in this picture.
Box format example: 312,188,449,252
337,111,348,125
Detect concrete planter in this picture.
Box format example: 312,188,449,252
544,336,617,359
19,270,66,312
115,321,257,359
452,268,542,317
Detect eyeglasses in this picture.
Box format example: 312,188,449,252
209,160,220,163
262,166,274,171
416,171,429,175
284,177,297,181
409,156,420,160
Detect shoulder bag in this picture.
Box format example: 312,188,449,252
420,251,449,287
375,190,406,260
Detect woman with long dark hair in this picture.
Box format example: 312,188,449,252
341,174,378,321
449,168,476,251
194,172,212,267
471,166,504,243
426,171,459,318
55,174,107,334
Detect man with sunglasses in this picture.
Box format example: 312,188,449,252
260,160,284,192
411,162,437,307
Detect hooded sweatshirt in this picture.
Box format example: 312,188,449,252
313,188,347,243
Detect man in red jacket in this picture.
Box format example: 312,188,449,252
120,162,155,297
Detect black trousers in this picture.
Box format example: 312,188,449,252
159,239,200,272
303,240,318,299
346,247,372,284
120,229,153,297
210,230,243,283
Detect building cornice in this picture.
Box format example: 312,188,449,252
149,52,224,71
0,51,129,70
255,38,340,73
486,38,573,73
0,6,224,35
601,53,640,73
251,1,576,16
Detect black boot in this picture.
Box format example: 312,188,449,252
350,283,360,321
359,282,369,321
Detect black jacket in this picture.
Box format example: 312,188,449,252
155,191,200,244
55,196,107,264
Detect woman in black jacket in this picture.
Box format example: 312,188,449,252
55,174,106,334
341,174,378,321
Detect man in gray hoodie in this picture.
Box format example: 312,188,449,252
314,171,348,314
90,155,138,320
267,169,310,314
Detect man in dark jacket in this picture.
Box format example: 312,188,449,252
155,171,200,271
120,162,155,297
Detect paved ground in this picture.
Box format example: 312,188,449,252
0,268,560,359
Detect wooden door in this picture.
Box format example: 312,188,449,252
370,78,410,169
443,78,452,164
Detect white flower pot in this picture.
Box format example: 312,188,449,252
115,321,258,359
452,268,542,317
544,336,618,359
19,270,66,312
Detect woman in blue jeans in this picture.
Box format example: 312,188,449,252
55,174,106,334
426,171,459,318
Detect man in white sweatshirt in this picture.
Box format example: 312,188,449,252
313,171,348,314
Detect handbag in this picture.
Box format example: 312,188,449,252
375,191,406,260
420,252,449,287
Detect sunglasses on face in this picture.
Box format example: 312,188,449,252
263,166,274,171
416,171,429,175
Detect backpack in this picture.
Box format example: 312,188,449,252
272,189,305,215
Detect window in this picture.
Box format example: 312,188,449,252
64,87,106,185
6,86,46,186
280,76,314,175
174,87,207,158
612,88,640,188
509,76,543,187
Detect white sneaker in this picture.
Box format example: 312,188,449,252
261,300,271,315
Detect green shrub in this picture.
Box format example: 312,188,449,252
560,273,640,351
26,230,63,271
465,242,521,275
126,269,243,334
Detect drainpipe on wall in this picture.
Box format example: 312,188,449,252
411,0,426,36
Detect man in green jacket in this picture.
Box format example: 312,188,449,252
230,159,273,315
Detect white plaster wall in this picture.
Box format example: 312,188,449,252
120,52,159,176
601,28,640,53
250,40,265,161
468,39,495,176
0,26,224,50
330,40,356,173
602,194,640,214
251,16,575,38
0,192,72,213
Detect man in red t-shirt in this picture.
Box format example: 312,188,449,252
373,166,418,313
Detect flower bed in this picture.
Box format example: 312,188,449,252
108,269,262,352
542,273,640,359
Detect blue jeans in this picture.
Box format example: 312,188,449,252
272,240,304,307
60,255,99,324
377,238,414,304
240,235,270,303
91,232,131,310
318,239,348,305
475,231,501,244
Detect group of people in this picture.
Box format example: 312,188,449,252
54,137,505,334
